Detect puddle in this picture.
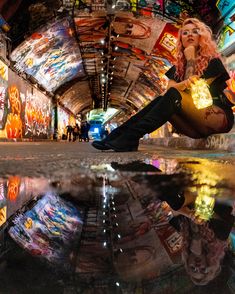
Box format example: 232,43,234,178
0,160,234,293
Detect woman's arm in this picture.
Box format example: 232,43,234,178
167,76,198,91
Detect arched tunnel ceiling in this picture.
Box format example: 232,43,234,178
0,0,233,116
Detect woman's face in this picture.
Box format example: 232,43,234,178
181,23,200,48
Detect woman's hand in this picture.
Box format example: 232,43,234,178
184,45,196,61
167,75,199,91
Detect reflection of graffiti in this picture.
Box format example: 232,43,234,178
0,183,5,201
0,206,7,227
7,176,21,202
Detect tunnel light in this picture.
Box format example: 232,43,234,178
114,46,118,50
112,4,116,8
117,234,121,239
101,78,106,83
103,242,107,247
101,39,105,45
116,282,120,287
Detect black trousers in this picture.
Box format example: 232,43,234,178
107,87,182,142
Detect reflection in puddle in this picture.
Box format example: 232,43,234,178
0,160,234,293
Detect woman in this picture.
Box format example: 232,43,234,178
92,18,234,152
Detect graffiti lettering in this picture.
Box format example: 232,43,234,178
224,25,235,36
205,135,230,150
217,0,230,11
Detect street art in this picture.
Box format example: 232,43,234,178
205,134,230,150
10,17,85,92
217,0,235,53
0,59,8,81
75,17,107,42
153,23,179,63
5,85,23,139
57,106,76,139
0,66,53,139
7,176,21,202
0,86,7,130
24,90,52,139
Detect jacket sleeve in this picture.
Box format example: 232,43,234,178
165,65,177,81
202,58,230,80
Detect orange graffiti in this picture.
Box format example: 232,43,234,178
7,176,21,202
5,113,23,139
8,85,21,114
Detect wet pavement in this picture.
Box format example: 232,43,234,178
0,141,235,294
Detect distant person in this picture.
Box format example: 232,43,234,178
73,123,80,142
81,121,90,142
66,124,73,142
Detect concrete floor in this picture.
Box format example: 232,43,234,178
0,141,235,180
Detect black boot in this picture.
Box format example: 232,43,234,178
92,127,123,150
105,88,182,152
92,95,164,150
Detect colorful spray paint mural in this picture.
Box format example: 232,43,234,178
0,60,8,131
10,17,85,92
217,0,235,54
0,66,52,140
57,106,76,139
24,88,52,139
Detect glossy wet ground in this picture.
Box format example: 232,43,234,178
0,142,234,294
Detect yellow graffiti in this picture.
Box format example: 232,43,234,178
130,0,137,11
224,25,235,36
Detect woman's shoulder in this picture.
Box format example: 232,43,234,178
203,57,228,78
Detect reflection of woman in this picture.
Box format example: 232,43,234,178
92,18,234,152
168,195,234,285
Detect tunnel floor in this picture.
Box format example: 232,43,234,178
0,141,234,294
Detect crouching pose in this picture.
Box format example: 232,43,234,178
92,18,234,152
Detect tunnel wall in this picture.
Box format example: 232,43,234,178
0,59,53,140
57,105,76,140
